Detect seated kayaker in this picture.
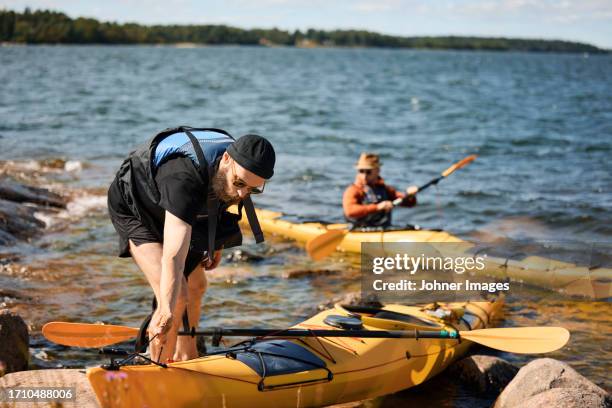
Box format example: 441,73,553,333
342,153,417,228
107,127,275,363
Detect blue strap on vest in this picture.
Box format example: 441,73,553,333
153,130,233,170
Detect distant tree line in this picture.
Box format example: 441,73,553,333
0,8,607,53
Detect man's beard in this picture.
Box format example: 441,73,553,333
212,167,241,205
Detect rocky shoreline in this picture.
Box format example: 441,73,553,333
0,159,107,304
0,159,90,249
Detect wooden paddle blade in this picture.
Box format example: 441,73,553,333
441,155,477,177
461,327,570,354
42,322,139,348
306,230,347,261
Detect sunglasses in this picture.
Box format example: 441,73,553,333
231,160,265,194
358,169,372,175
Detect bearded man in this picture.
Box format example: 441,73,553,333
107,127,275,362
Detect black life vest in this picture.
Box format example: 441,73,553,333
121,126,264,259
346,182,392,228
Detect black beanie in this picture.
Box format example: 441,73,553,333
227,134,276,179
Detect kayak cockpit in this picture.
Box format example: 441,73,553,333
228,339,332,390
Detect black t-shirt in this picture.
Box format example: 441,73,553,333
148,155,241,253
132,155,208,239
155,155,206,224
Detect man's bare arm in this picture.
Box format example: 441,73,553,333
159,211,192,319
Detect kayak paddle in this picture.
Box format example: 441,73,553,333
43,321,569,354
43,322,139,348
305,229,347,261
306,155,477,261
392,154,478,204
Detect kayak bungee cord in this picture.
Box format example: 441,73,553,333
99,331,337,391
97,326,462,371
100,333,168,370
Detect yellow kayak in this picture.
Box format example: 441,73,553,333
242,208,610,299
87,298,503,408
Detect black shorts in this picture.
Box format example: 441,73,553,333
107,178,205,276
107,177,158,257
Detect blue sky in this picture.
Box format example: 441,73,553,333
2,0,611,49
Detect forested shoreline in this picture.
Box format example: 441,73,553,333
0,8,607,53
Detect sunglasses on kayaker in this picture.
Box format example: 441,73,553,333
358,169,372,175
231,160,265,194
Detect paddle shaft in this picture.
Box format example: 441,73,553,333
391,155,476,206
178,328,458,339
178,326,569,354
392,176,443,205
416,176,444,192
42,321,570,353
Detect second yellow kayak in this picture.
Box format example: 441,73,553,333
242,208,610,299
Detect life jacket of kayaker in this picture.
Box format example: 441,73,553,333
345,182,392,228
120,126,264,259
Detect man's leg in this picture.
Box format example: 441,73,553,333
129,240,188,362
173,265,208,361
